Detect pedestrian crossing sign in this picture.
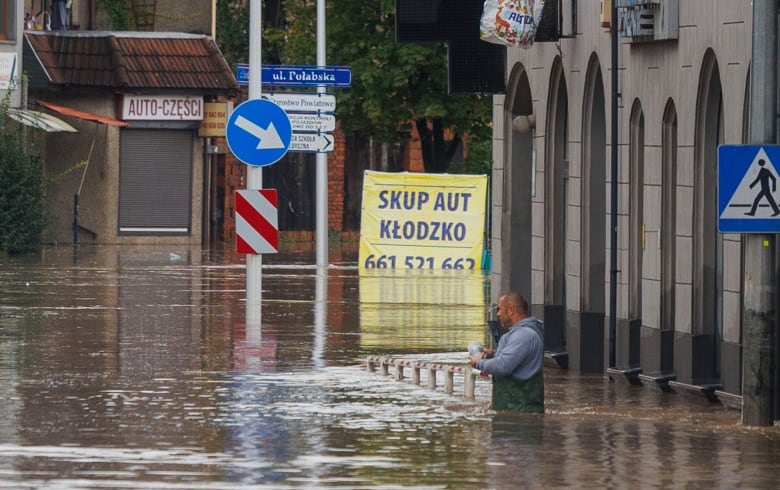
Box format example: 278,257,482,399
718,145,780,233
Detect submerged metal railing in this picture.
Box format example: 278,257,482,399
365,356,480,399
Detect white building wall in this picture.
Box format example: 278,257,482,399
494,0,750,342
490,95,506,304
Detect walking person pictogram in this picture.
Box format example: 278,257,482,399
746,158,780,216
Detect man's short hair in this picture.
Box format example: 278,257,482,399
504,291,528,313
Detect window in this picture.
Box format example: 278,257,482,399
0,0,16,41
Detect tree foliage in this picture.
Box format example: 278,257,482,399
215,0,492,175
96,0,134,30
215,1,250,66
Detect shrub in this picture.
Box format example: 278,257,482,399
0,105,49,254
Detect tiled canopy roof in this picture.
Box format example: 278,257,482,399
24,31,239,94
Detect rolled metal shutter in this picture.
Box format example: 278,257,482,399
119,129,193,234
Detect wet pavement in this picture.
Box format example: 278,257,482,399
1,244,779,489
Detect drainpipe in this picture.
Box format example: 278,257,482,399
608,0,618,368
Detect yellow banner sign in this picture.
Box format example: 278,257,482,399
359,171,488,270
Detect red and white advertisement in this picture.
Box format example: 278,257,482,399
121,94,204,121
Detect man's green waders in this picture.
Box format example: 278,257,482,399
491,369,544,413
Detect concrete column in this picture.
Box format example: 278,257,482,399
743,0,778,426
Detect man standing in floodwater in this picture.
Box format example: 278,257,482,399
469,291,544,413
746,158,780,216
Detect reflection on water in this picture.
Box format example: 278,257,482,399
358,268,490,351
0,245,779,488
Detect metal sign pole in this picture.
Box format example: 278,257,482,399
246,0,263,326
316,0,328,269
313,0,329,367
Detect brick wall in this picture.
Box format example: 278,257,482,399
220,149,246,243
328,125,346,234
219,125,425,243
406,124,426,173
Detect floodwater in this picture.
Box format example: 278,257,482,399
1,245,779,489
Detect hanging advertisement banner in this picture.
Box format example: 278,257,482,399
359,171,488,270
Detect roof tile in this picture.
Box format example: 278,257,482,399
25,31,238,95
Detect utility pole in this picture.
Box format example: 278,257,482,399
742,0,777,426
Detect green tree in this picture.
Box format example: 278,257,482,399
327,0,491,174
216,0,492,174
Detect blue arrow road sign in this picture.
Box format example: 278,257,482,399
718,144,780,233
226,99,292,167
236,63,352,88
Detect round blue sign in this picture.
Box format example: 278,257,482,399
226,99,292,167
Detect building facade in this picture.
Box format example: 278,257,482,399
21,30,237,245
490,1,753,397
1,1,24,107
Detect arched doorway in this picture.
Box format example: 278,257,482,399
543,57,568,357
574,54,607,373
647,99,678,376
622,98,644,369
498,64,535,300
686,49,724,385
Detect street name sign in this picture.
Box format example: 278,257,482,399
718,144,780,233
261,93,336,113
236,63,352,88
236,64,249,86
263,65,352,87
226,99,292,167
290,133,334,153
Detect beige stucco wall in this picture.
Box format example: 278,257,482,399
37,93,204,246
149,0,215,35
38,95,118,245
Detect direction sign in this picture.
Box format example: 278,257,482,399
718,145,780,233
236,64,249,85
236,63,352,87
288,113,336,133
226,99,292,167
261,93,336,113
290,133,334,153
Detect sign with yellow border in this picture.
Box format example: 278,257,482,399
359,171,488,270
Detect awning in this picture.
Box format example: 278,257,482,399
36,99,130,127
6,108,79,132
